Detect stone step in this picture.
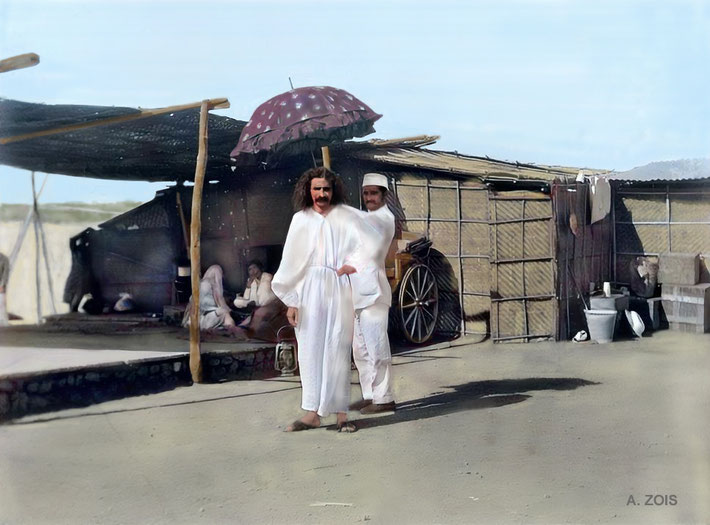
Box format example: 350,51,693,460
668,321,709,334
661,299,709,327
658,253,700,285
661,282,710,303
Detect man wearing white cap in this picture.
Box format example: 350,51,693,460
349,173,397,413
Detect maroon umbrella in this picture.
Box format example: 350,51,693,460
230,86,381,163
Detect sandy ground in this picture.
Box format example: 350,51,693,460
0,221,89,323
1,330,709,524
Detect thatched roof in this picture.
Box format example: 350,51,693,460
345,141,608,183
0,97,243,182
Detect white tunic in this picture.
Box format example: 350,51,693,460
350,205,395,309
271,205,370,416
233,272,277,308
349,205,396,404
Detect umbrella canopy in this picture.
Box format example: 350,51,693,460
230,86,381,162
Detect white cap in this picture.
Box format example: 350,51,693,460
362,172,389,189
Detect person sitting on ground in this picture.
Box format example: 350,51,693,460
232,260,277,326
182,264,237,331
230,259,288,342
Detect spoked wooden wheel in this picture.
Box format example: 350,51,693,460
398,263,439,344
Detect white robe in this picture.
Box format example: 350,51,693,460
271,205,371,416
350,205,396,404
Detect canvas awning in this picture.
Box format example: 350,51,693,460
0,97,245,182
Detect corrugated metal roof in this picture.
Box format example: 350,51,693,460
610,158,710,182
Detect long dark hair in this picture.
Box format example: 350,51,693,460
292,167,348,211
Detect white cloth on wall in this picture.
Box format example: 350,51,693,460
590,175,611,224
271,205,372,416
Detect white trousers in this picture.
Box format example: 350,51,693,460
0,292,8,326
353,303,394,404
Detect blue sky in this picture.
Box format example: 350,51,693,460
1,0,709,203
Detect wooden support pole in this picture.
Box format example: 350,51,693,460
188,100,210,383
37,216,57,314
9,174,48,268
175,192,190,256
31,173,42,323
0,53,39,73
321,146,331,170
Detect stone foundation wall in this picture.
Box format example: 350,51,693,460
202,348,278,383
0,346,281,422
0,357,192,422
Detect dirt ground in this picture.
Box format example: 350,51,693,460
1,330,709,524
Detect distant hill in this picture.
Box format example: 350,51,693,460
0,201,142,223
612,158,710,181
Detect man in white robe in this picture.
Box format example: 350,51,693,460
233,260,277,328
349,173,397,413
233,260,277,310
272,167,373,433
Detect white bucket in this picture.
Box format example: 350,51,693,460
584,309,617,344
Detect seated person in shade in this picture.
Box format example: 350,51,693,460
233,260,277,325
182,265,236,331
233,260,288,342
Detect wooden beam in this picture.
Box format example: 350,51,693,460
188,100,210,383
0,98,230,145
175,192,190,256
31,173,42,323
321,146,331,170
0,53,39,73
9,175,48,268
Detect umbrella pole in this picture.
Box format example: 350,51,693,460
189,100,210,383
321,146,331,170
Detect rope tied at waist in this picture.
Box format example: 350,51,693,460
307,265,338,272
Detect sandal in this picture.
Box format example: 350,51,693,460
285,420,319,432
336,421,358,433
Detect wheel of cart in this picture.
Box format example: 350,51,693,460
386,232,439,344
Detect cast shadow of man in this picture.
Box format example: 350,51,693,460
355,377,598,430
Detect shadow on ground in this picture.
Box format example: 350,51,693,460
391,354,463,366
354,377,599,430
8,383,302,426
